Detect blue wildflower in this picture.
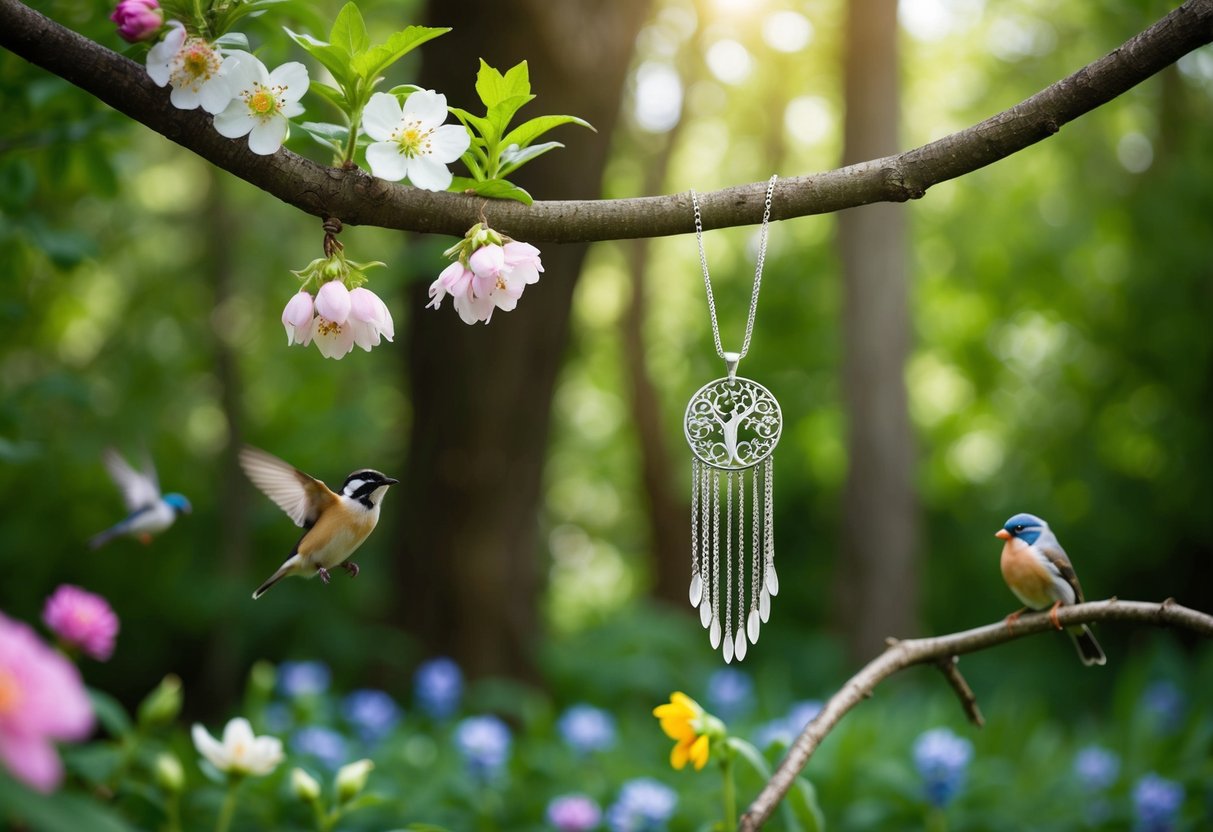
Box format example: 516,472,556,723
913,727,973,808
1142,681,1186,733
705,668,754,721
752,700,821,749
342,689,402,744
547,793,603,832
291,725,347,771
263,701,292,734
785,700,823,733
455,715,511,780
414,657,464,719
558,704,617,755
605,778,677,832
1073,745,1120,791
1132,773,1183,832
277,660,330,699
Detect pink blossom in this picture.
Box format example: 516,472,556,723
348,287,395,350
312,281,355,359
503,241,544,285
431,240,544,326
428,262,495,324
468,244,507,299
0,612,95,792
282,291,314,346
42,585,119,662
110,0,162,43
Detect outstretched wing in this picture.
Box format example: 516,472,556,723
1036,531,1086,604
102,448,161,512
238,446,337,528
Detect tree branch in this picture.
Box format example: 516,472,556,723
3,0,1212,241
738,598,1213,830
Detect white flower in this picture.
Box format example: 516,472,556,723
191,717,283,777
213,52,308,155
282,290,314,346
146,22,231,113
362,90,470,190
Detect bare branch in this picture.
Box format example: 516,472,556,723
738,599,1213,831
934,655,984,728
2,0,1212,241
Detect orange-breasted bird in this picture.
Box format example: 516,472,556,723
240,446,397,599
996,512,1106,666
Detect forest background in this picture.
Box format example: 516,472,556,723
1,0,1211,829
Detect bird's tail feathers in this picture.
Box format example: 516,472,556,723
252,556,303,600
88,526,122,550
1068,624,1106,667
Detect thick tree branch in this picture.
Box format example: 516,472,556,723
3,0,1212,241
738,598,1213,831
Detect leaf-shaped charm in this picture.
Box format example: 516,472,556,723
765,563,779,596
710,617,722,649
734,630,747,661
689,573,702,608
747,609,761,643
723,630,734,663
700,598,712,629
759,586,771,622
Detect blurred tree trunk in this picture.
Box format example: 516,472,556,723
834,0,919,660
394,0,650,678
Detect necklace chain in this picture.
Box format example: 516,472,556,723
691,174,778,363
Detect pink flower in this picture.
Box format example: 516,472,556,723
282,291,314,346
312,281,355,359
468,244,507,298
503,241,544,285
430,240,544,326
0,612,95,792
110,0,163,43
428,262,495,324
42,585,119,661
348,287,395,351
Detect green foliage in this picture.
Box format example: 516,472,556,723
161,0,291,41
448,60,594,203
286,3,448,162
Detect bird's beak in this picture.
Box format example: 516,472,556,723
384,477,399,486
995,529,1011,540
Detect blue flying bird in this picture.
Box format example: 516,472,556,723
996,512,1106,666
89,448,191,549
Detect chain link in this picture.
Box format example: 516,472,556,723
690,174,778,362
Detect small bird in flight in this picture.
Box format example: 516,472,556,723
239,446,398,599
996,512,1106,666
89,447,191,549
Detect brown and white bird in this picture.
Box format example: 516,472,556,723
239,446,398,599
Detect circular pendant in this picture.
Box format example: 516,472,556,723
684,376,782,470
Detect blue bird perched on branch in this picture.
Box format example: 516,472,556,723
89,447,191,549
996,512,1106,666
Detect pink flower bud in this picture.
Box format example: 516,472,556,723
314,281,352,325
468,244,505,278
42,585,120,661
282,291,314,346
110,0,163,43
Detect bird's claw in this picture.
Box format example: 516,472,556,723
1049,601,1063,631
341,562,359,579
317,567,331,585
1005,608,1027,630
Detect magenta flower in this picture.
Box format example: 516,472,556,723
110,0,163,43
0,612,95,792
42,585,119,661
282,291,314,346
348,287,395,350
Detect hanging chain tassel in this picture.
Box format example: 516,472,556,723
686,363,781,662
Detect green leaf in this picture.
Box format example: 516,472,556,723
284,28,353,90
63,744,125,786
498,141,562,177
351,26,451,84
213,32,249,51
308,82,350,118
299,122,351,154
787,776,827,832
329,2,370,56
0,774,138,832
727,737,773,779
501,114,594,150
449,107,496,144
87,687,132,738
449,177,533,204
475,60,531,108
486,93,534,136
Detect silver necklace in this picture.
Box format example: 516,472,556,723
685,174,781,663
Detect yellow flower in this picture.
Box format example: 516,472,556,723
653,692,711,771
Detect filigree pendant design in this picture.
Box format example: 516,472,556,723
685,360,781,663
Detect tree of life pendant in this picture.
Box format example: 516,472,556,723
684,353,781,663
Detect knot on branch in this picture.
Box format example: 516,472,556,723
322,217,344,257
